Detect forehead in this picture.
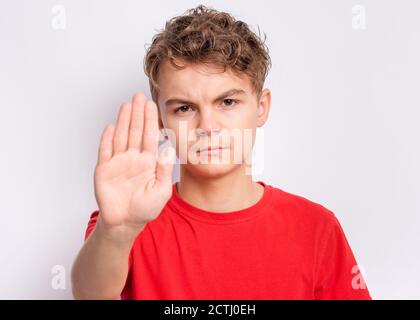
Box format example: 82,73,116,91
156,59,253,99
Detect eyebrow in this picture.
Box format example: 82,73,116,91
164,88,246,107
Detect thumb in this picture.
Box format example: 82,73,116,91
156,146,176,188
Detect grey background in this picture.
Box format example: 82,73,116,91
0,0,419,299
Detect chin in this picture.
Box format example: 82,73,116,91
184,162,240,179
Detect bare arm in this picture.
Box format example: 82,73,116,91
71,217,143,299
71,93,175,299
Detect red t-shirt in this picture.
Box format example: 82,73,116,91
84,181,372,300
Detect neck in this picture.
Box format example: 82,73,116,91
177,164,264,213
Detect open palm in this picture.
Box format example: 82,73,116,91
93,93,175,231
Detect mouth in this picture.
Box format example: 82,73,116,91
197,146,229,154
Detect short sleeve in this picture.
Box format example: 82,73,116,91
83,210,133,271
84,210,100,241
314,213,372,300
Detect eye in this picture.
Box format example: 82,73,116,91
174,105,193,114
222,99,238,107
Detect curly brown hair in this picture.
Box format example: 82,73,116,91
143,4,272,103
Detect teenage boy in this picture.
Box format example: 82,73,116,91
71,5,372,300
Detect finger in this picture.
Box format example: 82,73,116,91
142,100,159,156
113,102,132,154
156,146,176,188
97,124,115,165
128,93,146,151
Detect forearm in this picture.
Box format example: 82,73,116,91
71,217,144,299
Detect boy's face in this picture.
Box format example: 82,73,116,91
156,59,271,178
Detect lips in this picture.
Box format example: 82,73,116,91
198,146,229,153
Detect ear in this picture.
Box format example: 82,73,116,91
256,88,271,127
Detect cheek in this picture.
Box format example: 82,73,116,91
227,104,258,128
228,119,255,132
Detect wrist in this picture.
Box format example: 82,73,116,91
93,216,145,247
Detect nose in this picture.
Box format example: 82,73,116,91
196,108,221,137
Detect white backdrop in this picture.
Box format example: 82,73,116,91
1,0,419,299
